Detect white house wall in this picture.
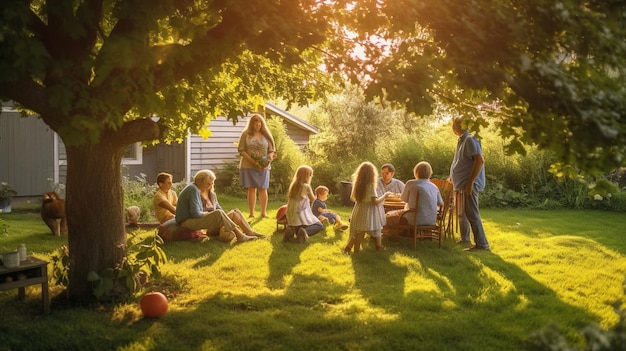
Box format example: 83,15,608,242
0,109,56,197
1,103,318,196
188,116,245,179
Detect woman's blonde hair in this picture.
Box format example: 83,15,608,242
351,161,378,202
244,113,275,150
288,165,313,200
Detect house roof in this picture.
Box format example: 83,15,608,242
264,103,319,134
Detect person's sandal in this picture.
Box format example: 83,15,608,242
375,245,386,252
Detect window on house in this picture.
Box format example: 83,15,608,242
123,143,143,165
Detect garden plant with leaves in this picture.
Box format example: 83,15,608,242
52,232,167,300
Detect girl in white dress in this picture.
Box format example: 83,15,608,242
284,165,324,243
343,162,391,253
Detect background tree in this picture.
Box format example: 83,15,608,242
306,85,430,191
336,0,626,176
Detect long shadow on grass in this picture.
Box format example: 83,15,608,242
265,226,343,290
160,237,231,268
145,241,602,350
349,241,604,350
483,209,626,256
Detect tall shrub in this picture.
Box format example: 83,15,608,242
267,117,307,197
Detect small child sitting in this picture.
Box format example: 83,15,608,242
312,186,349,231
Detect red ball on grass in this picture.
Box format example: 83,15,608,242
140,292,168,318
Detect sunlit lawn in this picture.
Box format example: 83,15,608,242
1,198,625,350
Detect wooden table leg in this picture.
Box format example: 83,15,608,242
42,281,50,314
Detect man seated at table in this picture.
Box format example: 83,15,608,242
384,162,443,234
376,163,405,197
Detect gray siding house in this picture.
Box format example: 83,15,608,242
0,103,318,198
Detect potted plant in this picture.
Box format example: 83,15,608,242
0,181,17,213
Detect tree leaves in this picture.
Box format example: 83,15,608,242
1,0,624,173
358,0,626,174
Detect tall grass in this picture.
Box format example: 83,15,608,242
1,200,625,350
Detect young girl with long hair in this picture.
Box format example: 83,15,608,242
343,161,391,253
283,165,324,243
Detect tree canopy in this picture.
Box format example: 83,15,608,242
1,0,625,300
348,0,626,175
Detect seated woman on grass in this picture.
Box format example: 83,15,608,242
176,170,260,243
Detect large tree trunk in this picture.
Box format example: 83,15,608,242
65,142,127,301
55,118,160,301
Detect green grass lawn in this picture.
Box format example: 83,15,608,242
1,198,625,350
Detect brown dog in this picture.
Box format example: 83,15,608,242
41,192,67,236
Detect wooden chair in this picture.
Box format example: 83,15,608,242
394,192,441,250
430,178,455,240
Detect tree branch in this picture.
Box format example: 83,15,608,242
104,118,162,146
0,79,50,118
74,0,103,62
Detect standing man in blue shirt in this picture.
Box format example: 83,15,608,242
450,117,490,251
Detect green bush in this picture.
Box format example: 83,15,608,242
122,173,157,222
383,129,455,182
51,231,167,300
215,160,246,198
310,157,364,195
267,116,307,197
480,179,532,208
384,134,426,182
608,192,626,212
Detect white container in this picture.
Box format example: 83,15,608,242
2,251,20,268
18,244,27,261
